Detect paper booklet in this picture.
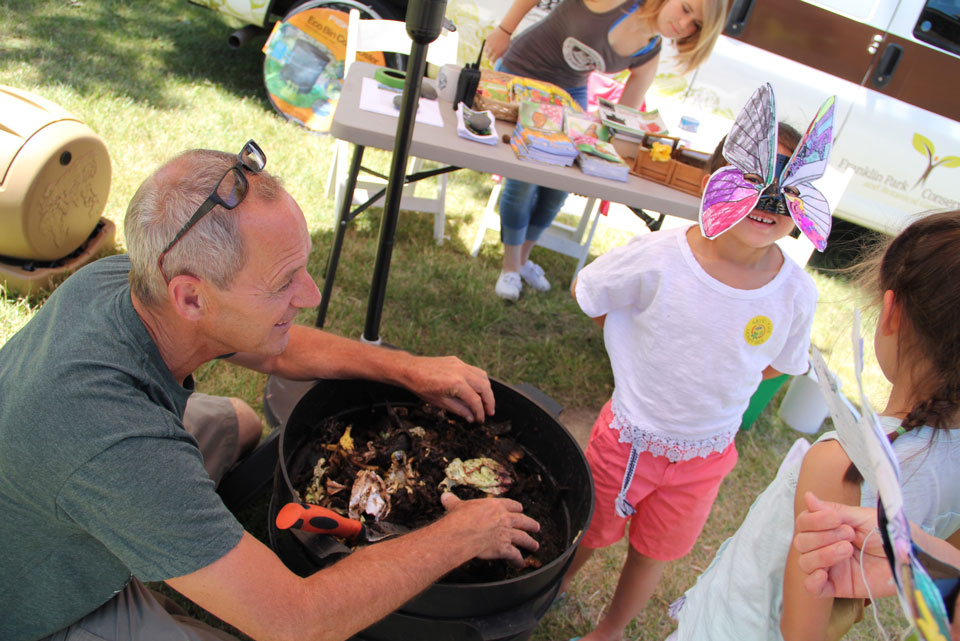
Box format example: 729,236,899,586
565,112,629,182
510,123,578,167
518,100,565,132
597,97,668,141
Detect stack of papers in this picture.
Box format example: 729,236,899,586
518,100,565,131
597,98,668,142
577,146,630,181
565,112,629,182
510,123,578,167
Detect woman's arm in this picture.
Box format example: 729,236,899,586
617,55,660,110
484,0,541,63
781,440,862,641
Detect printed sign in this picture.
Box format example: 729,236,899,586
262,8,385,134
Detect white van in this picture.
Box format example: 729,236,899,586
196,0,958,241
434,0,960,242
647,0,960,239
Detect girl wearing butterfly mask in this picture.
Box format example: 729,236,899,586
483,0,729,301
670,208,960,641
565,83,830,641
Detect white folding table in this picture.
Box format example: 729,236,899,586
318,61,701,333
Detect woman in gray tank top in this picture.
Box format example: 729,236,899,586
483,0,728,301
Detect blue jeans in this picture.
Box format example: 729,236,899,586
495,62,588,247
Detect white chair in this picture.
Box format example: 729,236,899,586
325,9,459,244
470,178,605,289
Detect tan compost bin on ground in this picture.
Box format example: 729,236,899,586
0,85,115,294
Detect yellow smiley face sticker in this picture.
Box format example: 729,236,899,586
744,316,773,346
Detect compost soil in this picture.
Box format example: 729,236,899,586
291,401,566,582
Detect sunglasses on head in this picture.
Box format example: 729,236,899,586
157,140,266,284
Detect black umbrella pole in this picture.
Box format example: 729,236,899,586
361,41,430,344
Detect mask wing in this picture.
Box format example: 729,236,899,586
723,83,778,181
700,166,763,238
780,96,836,251
700,83,777,238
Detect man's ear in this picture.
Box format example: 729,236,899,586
167,275,206,321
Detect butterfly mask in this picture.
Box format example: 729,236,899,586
699,83,836,251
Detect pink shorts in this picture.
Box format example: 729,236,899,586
581,400,738,560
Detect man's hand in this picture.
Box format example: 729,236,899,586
403,355,495,423
793,492,892,599
440,492,540,567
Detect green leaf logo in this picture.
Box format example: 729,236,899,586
913,133,935,156
913,133,959,188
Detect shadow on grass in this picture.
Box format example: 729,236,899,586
303,211,614,410
4,0,270,110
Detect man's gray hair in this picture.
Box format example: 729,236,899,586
125,148,283,307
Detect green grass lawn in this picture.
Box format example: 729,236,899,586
1,1,905,638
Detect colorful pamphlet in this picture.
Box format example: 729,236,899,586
597,98,669,141
576,147,630,181
509,77,582,112
518,100,565,132
510,123,578,167
564,112,605,142
564,112,629,181
476,76,511,103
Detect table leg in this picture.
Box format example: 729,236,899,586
316,143,365,328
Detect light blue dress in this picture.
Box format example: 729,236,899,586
672,421,960,641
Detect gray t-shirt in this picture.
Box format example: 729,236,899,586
0,255,244,641
500,0,662,89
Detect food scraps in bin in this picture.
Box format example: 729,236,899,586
292,401,563,579
439,457,514,495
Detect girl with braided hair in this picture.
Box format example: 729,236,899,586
670,209,960,641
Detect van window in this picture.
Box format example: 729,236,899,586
914,0,960,55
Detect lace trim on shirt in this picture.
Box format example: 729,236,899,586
610,398,737,462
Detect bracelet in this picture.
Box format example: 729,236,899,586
497,24,513,36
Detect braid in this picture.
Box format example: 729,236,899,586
903,386,960,431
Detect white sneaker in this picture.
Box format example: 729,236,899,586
495,271,522,301
519,260,551,292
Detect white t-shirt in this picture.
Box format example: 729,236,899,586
576,226,818,461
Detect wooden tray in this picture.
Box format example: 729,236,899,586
630,133,709,197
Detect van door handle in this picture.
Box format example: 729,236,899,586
724,0,755,36
870,43,903,89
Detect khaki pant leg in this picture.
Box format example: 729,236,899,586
182,393,240,484
38,578,240,641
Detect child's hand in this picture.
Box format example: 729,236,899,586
485,26,512,64
792,492,891,599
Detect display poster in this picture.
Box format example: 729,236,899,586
262,8,385,133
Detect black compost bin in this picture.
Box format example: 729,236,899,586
267,378,593,641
